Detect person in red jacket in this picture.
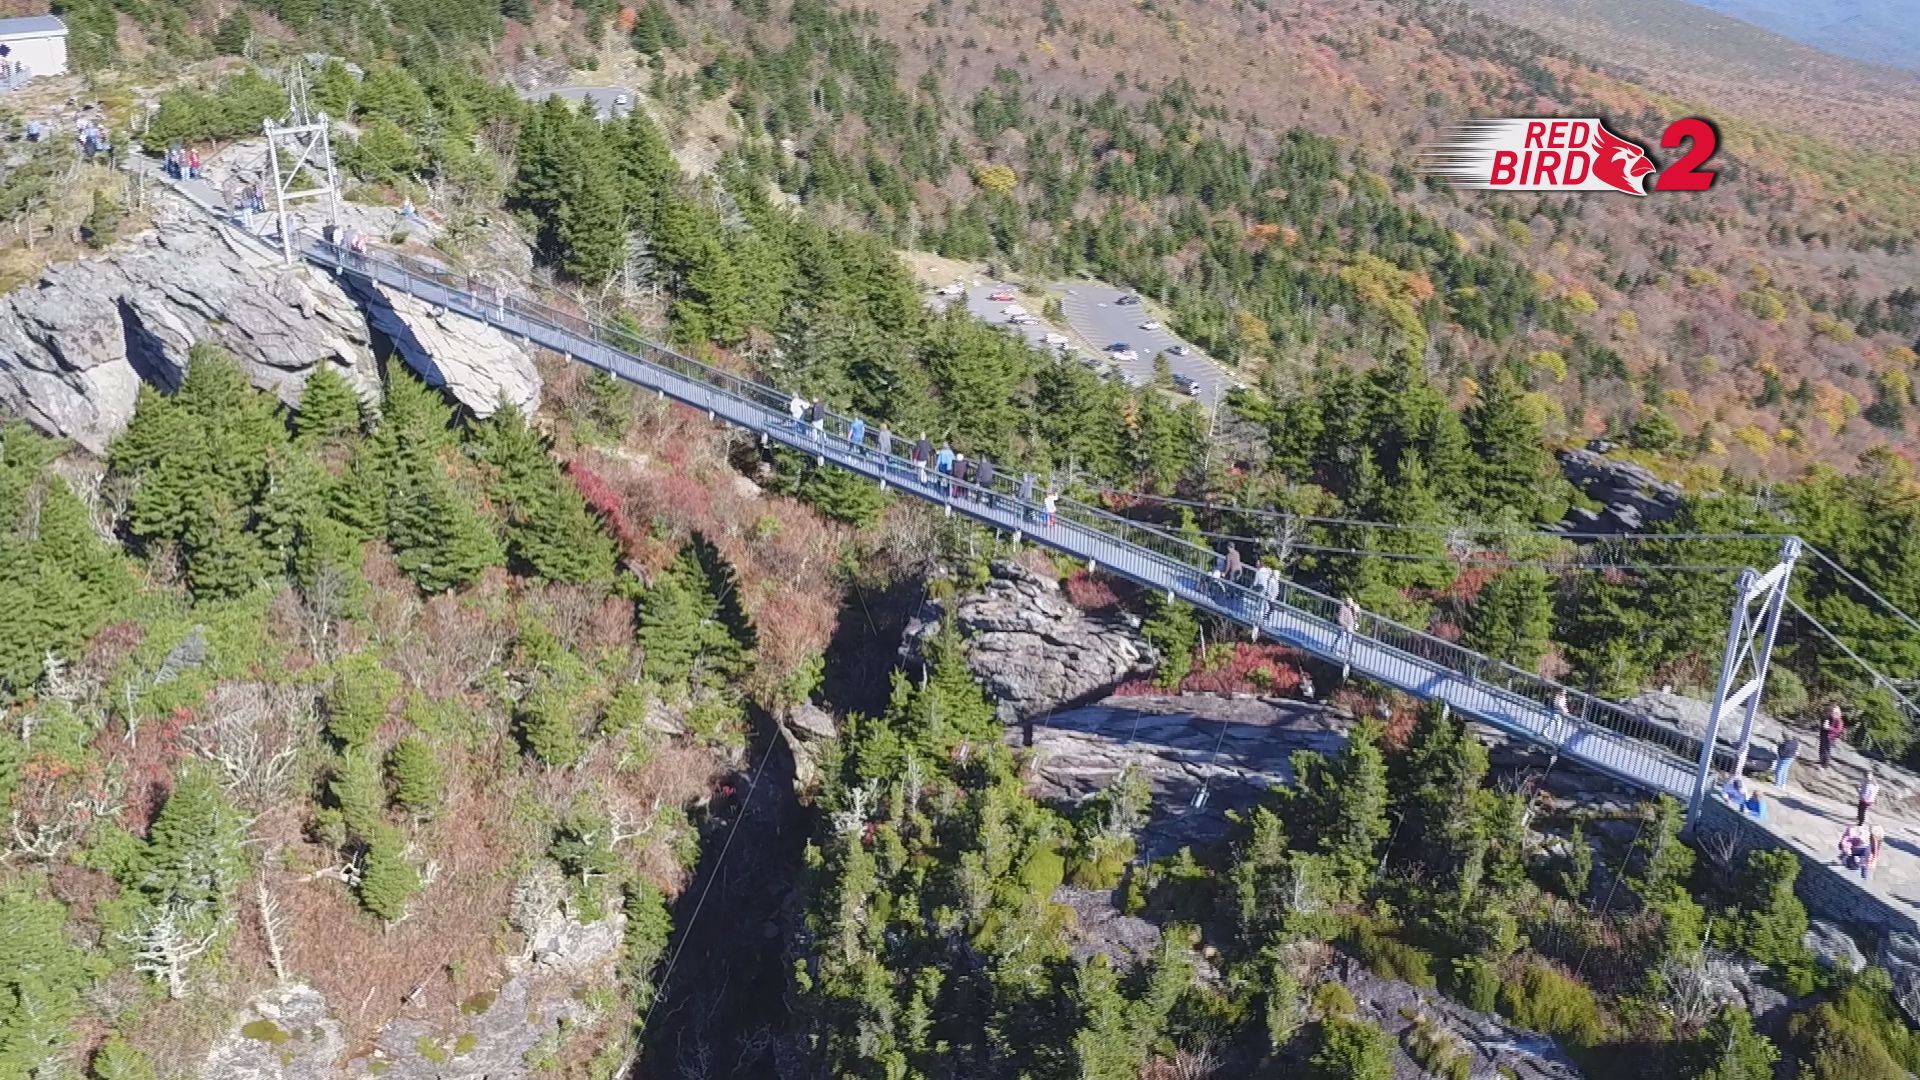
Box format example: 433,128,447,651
1820,704,1845,767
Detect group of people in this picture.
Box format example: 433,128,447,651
163,145,202,181
1751,703,1901,879
77,117,110,160
783,394,1060,525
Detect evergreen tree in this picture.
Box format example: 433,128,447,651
1285,721,1390,892
1464,370,1566,523
0,882,94,1080
1140,592,1199,688
1684,1007,1778,1080
517,687,584,767
136,768,247,918
387,464,503,594
1069,957,1145,1080
385,737,442,818
293,366,365,448
357,825,421,921
671,238,750,345
1309,1017,1393,1080
468,408,618,584
635,543,745,691
329,748,386,840
183,495,271,602
1461,567,1555,670
324,654,399,749
557,165,626,285
90,1038,158,1080
253,448,327,574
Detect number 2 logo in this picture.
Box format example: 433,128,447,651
1654,117,1719,192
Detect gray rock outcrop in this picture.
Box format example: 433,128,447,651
1558,447,1682,533
1805,919,1868,975
1878,931,1920,1022
903,560,1157,721
0,204,540,452
200,984,345,1080
780,700,839,790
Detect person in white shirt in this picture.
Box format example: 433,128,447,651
1858,769,1879,827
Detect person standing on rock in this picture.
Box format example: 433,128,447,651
1774,733,1802,789
1858,768,1879,827
1821,704,1846,767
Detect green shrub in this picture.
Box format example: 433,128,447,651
1311,980,1356,1019
1066,835,1133,891
1018,846,1066,899
325,653,399,748
1498,962,1606,1048
1308,1017,1393,1080
1347,921,1437,989
1406,1016,1472,1080
385,737,443,817
1449,956,1500,1014
1789,1002,1906,1080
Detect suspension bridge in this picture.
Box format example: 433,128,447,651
301,237,1775,810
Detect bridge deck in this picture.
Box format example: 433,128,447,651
310,240,1708,799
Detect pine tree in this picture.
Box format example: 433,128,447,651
386,737,442,817
614,110,676,232
635,543,744,691
1683,1007,1777,1080
557,165,627,285
1069,956,1145,1080
254,448,326,574
468,409,617,585
1464,369,1566,523
90,1037,158,1080
387,464,503,594
324,654,399,749
357,824,421,921
137,768,247,917
183,495,271,602
517,686,584,767
671,238,749,345
1285,721,1390,893
293,366,365,447
0,882,93,1080
1461,566,1554,670
330,748,386,839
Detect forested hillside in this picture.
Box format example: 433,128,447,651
5,0,1920,1076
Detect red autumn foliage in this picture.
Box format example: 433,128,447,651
1063,569,1124,613
1115,643,1308,697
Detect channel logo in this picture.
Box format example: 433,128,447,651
1423,117,1719,195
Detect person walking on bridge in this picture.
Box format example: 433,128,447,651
1336,595,1360,664
877,423,893,468
1043,490,1058,528
848,415,866,458
1821,704,1845,767
913,433,932,484
1263,565,1281,621
976,456,996,506
935,443,955,492
808,399,826,445
788,392,806,432
952,453,969,499
1224,543,1243,586
1017,472,1035,522
1251,564,1273,619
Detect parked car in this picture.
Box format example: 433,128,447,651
1116,294,1141,306
1173,373,1201,396
1115,350,1139,363
935,283,963,297
1007,314,1035,325
614,94,630,108
1000,304,1027,316
1105,341,1131,353
1139,320,1161,331
988,291,1015,302
1043,332,1069,347
1168,344,1190,356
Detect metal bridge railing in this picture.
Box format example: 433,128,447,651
309,237,1712,791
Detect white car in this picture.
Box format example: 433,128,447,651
1000,304,1027,316
1139,320,1161,331
1116,350,1139,363
1043,332,1069,347
614,94,630,108
935,283,962,297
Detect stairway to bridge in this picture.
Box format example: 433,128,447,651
301,238,1740,802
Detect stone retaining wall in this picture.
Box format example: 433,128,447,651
1697,798,1915,936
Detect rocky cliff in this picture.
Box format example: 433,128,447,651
902,559,1158,721
0,203,539,452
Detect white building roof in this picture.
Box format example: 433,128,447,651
0,15,68,41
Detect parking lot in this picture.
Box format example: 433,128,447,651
924,270,1233,407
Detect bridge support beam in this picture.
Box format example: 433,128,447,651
1688,536,1800,827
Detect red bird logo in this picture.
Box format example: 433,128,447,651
1589,123,1655,196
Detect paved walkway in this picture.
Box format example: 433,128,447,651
1749,758,1920,922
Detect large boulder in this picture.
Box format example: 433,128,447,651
1879,930,1920,1022
903,559,1157,722
201,984,345,1080
1805,919,1868,976
0,204,541,453
1558,447,1682,533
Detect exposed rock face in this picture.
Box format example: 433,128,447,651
780,700,839,790
201,984,345,1080
0,204,541,452
1018,695,1339,857
1879,931,1920,1021
0,206,379,451
1331,955,1584,1080
1558,447,1682,533
1806,919,1868,975
338,274,541,417
903,559,1157,721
